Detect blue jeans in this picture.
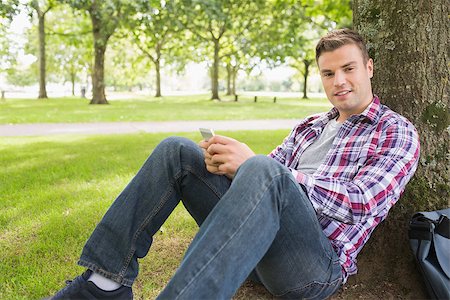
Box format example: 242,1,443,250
78,137,342,299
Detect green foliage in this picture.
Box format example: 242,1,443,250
59,0,135,42
105,37,152,90
20,3,93,87
116,0,193,94
4,1,353,98
29,0,57,16
127,0,189,66
0,0,19,20
47,5,92,79
176,0,269,98
0,21,17,73
5,65,37,86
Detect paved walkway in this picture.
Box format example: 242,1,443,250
0,119,299,137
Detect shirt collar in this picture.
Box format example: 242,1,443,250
360,95,381,124
317,95,381,126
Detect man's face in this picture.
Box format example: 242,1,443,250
318,44,374,122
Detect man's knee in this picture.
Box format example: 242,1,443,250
238,155,287,175
154,136,198,157
156,136,191,151
151,136,204,171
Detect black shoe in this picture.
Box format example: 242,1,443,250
49,270,133,300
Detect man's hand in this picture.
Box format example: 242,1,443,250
198,135,255,179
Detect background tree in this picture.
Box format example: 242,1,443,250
259,0,351,99
347,0,449,297
220,15,263,98
46,5,92,96
179,0,266,101
60,0,134,104
127,0,187,97
0,27,13,74
288,46,315,99
106,36,152,92
29,0,57,99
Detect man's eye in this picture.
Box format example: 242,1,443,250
323,73,333,78
345,67,354,72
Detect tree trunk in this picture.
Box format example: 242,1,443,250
211,39,220,100
37,12,47,99
226,63,232,96
90,42,108,104
155,59,161,97
71,72,75,96
89,11,109,104
231,67,237,96
344,0,449,298
154,44,162,97
302,59,311,99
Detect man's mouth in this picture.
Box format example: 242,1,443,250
334,90,352,96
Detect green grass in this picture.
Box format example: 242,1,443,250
0,130,288,299
0,94,331,124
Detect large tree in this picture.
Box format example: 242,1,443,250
345,0,449,298
60,0,133,104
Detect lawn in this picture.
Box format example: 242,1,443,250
0,130,288,299
0,94,331,124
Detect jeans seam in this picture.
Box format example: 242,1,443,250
117,161,224,284
185,165,227,200
77,260,134,287
275,276,342,299
118,168,184,280
175,172,287,299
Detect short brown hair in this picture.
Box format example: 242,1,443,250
315,29,370,64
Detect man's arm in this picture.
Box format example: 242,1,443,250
293,122,420,224
199,135,256,179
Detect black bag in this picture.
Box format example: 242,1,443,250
409,208,450,299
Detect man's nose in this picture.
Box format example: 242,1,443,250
333,71,346,87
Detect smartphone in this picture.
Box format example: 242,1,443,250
199,128,215,141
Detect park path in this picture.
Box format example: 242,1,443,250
0,119,299,137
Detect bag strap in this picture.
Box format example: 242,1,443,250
409,215,433,240
436,214,450,239
409,213,450,240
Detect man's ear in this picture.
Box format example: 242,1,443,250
367,58,374,79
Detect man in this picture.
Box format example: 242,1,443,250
49,29,420,299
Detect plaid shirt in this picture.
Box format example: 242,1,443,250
268,96,420,282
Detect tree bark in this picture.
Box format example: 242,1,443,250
37,9,47,99
90,41,108,104
302,59,311,99
344,0,449,298
231,67,237,96
211,39,220,100
89,5,110,105
154,44,162,97
70,72,75,96
226,63,232,96
155,59,161,98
